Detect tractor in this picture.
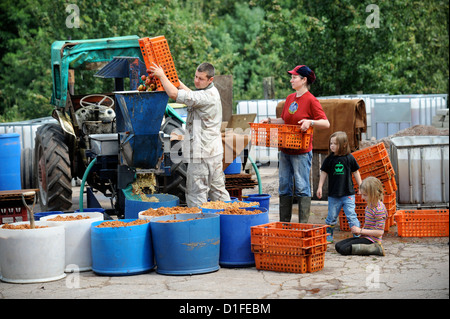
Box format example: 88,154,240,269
34,35,187,217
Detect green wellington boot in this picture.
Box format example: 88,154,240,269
351,242,385,256
326,225,335,243
279,196,293,222
298,196,311,223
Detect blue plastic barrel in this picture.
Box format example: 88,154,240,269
124,193,179,219
0,133,21,191
218,207,269,267
200,201,259,214
246,194,271,211
150,213,220,275
223,157,242,174
34,211,64,221
90,219,154,275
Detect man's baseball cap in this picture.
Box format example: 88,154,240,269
287,65,316,84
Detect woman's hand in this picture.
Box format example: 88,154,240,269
298,119,312,131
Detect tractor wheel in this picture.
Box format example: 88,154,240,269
34,123,73,211
160,117,187,204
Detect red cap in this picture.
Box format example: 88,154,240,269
287,65,316,84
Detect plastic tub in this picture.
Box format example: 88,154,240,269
0,221,66,283
245,194,271,211
150,213,220,275
138,206,201,221
75,208,107,220
200,201,259,214
41,212,104,272
124,193,179,219
34,211,64,221
90,219,154,275
218,207,269,267
0,133,21,191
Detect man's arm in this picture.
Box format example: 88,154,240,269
149,63,179,100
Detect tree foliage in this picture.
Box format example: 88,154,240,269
0,0,448,122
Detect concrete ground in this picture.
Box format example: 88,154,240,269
0,167,448,302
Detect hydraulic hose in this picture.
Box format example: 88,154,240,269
247,154,262,195
79,157,97,212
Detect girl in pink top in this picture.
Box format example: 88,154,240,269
335,176,387,256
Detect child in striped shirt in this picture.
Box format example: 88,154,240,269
335,176,387,256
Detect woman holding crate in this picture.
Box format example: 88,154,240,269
262,65,330,223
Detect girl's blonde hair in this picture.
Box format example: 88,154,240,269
329,131,351,156
360,176,384,205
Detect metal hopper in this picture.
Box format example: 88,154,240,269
115,91,169,169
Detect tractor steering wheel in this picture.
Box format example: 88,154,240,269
80,94,115,109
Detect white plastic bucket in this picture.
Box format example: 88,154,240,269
138,210,159,221
41,212,104,272
0,221,66,283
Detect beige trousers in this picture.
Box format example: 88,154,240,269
186,155,230,208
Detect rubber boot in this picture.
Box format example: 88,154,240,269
326,225,335,243
351,242,385,256
298,196,311,223
279,196,293,222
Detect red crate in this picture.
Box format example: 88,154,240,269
0,206,28,224
249,123,313,149
139,36,179,91
394,209,449,237
254,252,325,273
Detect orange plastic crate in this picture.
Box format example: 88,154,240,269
358,161,394,179
339,206,396,232
394,209,449,237
355,193,396,206
139,36,179,91
249,123,284,148
352,143,387,164
249,123,313,149
251,222,328,239
254,252,325,273
252,241,328,256
252,232,327,249
353,174,397,195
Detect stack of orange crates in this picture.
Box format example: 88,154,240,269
394,209,449,237
138,35,180,91
249,123,313,149
251,222,328,273
339,142,397,232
